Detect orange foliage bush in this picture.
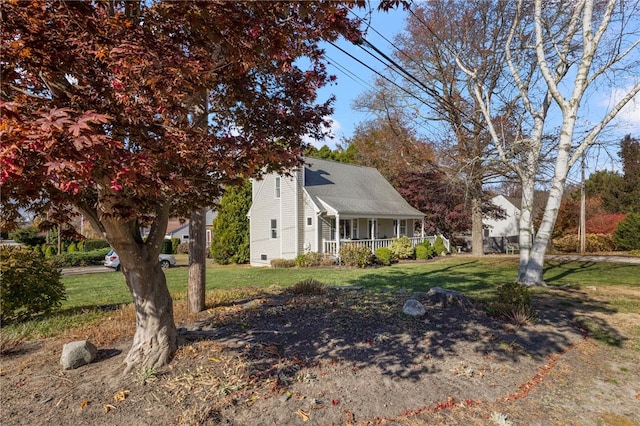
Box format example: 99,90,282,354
552,233,616,253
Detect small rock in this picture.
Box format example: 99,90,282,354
279,391,292,403
402,299,426,316
60,340,97,370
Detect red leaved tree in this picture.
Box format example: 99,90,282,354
1,1,361,372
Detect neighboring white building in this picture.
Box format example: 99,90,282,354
165,210,217,247
483,195,521,239
248,157,443,266
483,195,531,253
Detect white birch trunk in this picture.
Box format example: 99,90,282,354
458,0,639,285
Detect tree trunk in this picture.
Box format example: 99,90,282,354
470,195,484,256
517,173,536,282
101,204,178,373
122,257,178,374
520,126,573,286
188,207,206,313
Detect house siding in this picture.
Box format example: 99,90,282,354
484,195,520,238
302,191,317,252
278,171,298,259
249,175,285,266
250,170,308,266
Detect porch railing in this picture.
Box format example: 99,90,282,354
323,235,450,256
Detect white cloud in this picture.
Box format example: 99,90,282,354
303,117,343,149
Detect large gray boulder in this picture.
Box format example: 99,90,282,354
425,287,473,309
402,299,426,316
60,340,97,370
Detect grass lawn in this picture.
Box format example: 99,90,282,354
2,256,639,344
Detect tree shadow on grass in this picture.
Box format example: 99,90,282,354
543,258,640,286
180,284,587,384
343,260,498,298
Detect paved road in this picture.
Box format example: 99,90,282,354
60,255,640,276
61,266,115,275
545,254,640,264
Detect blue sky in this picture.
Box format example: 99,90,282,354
309,6,409,148
308,4,639,180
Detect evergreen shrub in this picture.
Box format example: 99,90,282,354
613,213,640,251
295,252,323,267
171,238,181,254
374,247,393,266
270,258,296,268
389,236,414,259
433,236,448,255
83,238,110,251
0,247,65,323
339,243,372,268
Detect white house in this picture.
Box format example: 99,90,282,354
483,195,526,253
164,210,217,248
248,157,449,266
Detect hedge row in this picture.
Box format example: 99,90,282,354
47,248,111,268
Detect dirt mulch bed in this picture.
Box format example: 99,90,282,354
1,285,639,425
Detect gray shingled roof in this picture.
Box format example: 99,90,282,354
303,157,424,218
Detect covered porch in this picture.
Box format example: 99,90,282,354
318,215,450,256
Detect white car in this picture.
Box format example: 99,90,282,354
104,249,176,271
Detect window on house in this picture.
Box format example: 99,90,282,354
261,254,267,261
339,219,351,240
270,219,277,239
307,217,312,226
182,234,189,241
275,177,281,199
400,220,407,235
483,228,490,238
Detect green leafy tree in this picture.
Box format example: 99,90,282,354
613,213,640,251
305,144,357,163
620,135,640,213
210,181,251,264
585,170,625,213
9,226,45,247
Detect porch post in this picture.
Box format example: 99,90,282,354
396,218,400,238
336,213,340,256
421,218,425,239
370,218,374,240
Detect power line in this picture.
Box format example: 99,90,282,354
327,40,434,111
325,54,373,91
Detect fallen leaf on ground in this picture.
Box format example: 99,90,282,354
636,394,640,400
79,399,90,408
296,409,309,422
103,404,116,413
113,390,129,402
